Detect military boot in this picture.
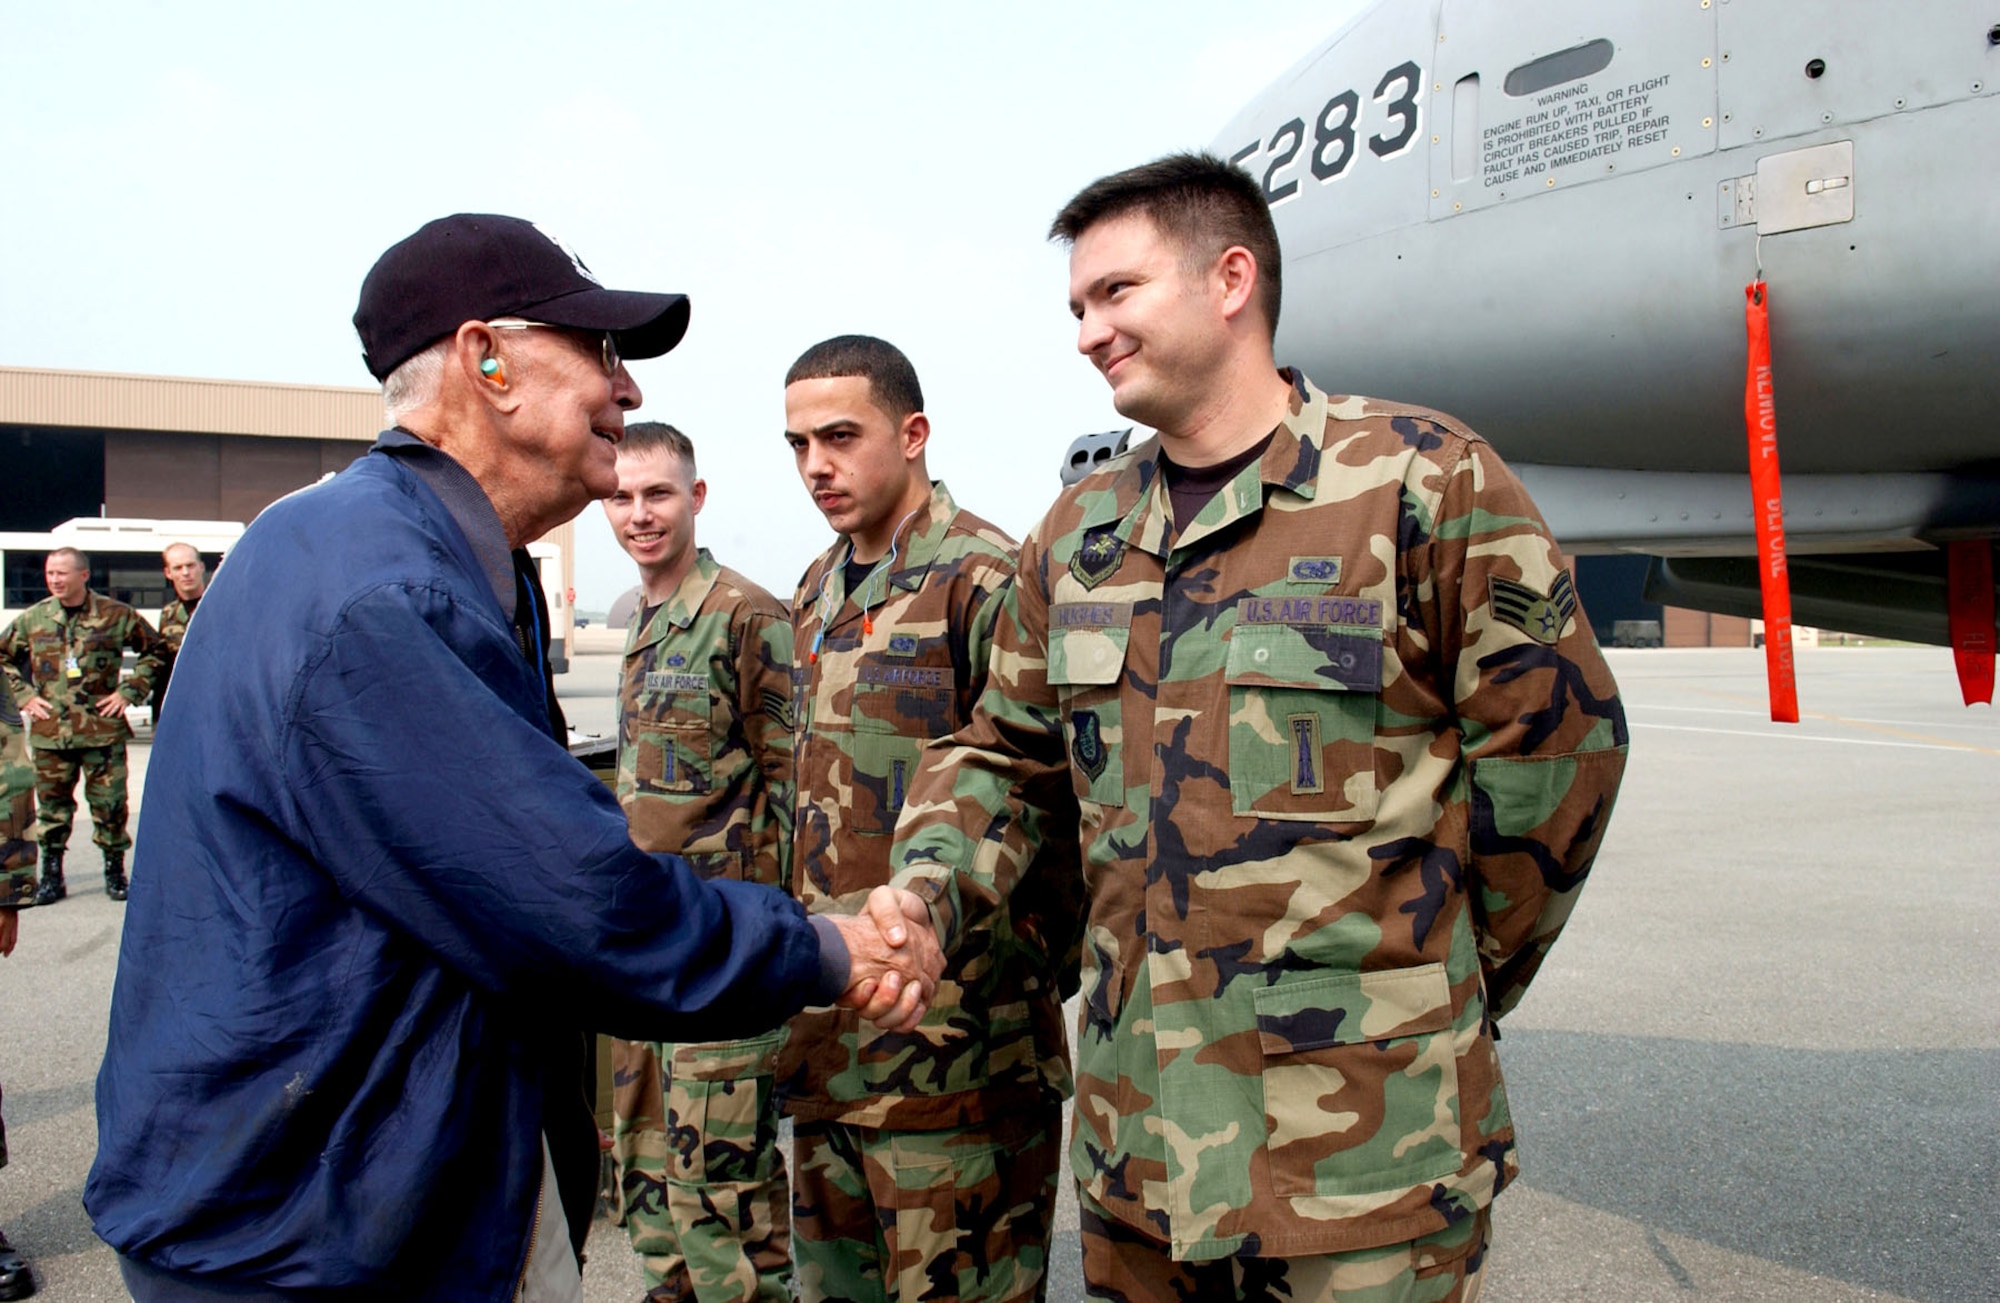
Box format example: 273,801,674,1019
103,850,128,902
31,844,64,907
0,1227,33,1299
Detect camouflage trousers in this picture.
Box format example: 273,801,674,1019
792,1095,1065,1303
33,744,130,852
1079,1186,1490,1303
611,1030,791,1303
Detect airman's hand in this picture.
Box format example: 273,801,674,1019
828,886,945,1034
20,697,52,722
96,693,130,718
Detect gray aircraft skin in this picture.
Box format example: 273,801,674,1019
1180,0,1999,647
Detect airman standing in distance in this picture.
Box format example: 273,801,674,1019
151,543,208,724
604,421,799,1303
780,335,1085,1303
83,214,941,1302
886,153,1630,1301
0,700,39,1299
0,548,165,904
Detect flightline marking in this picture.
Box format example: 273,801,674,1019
1630,721,1998,755
1668,686,2000,753
1631,702,2000,734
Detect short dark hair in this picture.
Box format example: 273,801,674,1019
1049,151,1282,338
47,546,90,572
619,421,696,477
784,335,924,423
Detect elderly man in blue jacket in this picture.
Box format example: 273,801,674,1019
85,215,942,1302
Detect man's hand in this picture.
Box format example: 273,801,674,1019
20,697,52,722
96,692,130,718
828,886,945,1034
0,908,18,958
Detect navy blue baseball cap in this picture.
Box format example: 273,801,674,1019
354,213,691,381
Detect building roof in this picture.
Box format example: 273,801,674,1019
0,365,383,442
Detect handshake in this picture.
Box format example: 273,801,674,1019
824,885,945,1033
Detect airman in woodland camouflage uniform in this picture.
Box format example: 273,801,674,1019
889,155,1628,1301
0,548,165,905
2,700,39,1298
604,422,799,1303
151,543,209,723
782,336,1083,1303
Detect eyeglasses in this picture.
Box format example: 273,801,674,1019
487,319,622,377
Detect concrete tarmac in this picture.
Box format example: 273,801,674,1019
1,646,1992,1300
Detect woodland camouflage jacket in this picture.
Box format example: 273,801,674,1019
615,550,794,887
1,708,35,903
1,592,165,750
892,373,1627,1259
781,481,1083,1130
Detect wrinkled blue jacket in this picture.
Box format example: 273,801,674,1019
86,450,826,1298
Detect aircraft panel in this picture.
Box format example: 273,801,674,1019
1211,0,1441,260
1431,0,1718,218
1268,98,2000,476
1716,0,1997,150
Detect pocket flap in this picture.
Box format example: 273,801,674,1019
1048,624,1129,687
1253,963,1452,1054
1226,621,1382,692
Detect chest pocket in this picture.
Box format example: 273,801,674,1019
25,630,65,684
849,654,956,836
1047,624,1129,808
630,670,715,796
1224,623,1381,823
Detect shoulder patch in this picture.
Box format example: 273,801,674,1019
1069,528,1125,590
886,633,920,657
1071,709,1109,782
1489,571,1578,645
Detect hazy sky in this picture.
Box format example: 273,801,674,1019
1,1,1363,610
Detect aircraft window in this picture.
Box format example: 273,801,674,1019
1503,39,1614,97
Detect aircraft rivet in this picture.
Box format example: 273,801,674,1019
1754,127,1764,136
1607,163,1616,171
1433,134,1441,144
1723,112,1733,121
1974,82,1985,93
1546,177,1556,187
1806,58,1827,80
1672,146,1682,156
1432,189,1440,197
1822,112,1833,123
1703,57,1713,68
1704,116,1714,128
1453,202,1462,211
1895,97,1906,108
